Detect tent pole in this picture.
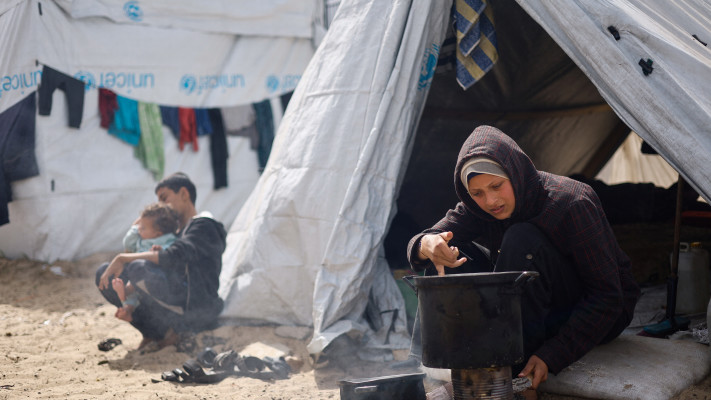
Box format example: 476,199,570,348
666,175,684,323
644,173,690,335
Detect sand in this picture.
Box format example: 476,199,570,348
1,252,710,400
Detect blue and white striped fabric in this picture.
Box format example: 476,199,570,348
453,0,499,89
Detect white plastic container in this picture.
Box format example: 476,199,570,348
675,242,710,315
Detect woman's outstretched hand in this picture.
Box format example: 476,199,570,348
419,232,467,275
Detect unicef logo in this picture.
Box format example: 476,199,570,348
123,1,143,22
179,75,197,94
74,71,96,91
418,44,439,91
266,75,279,93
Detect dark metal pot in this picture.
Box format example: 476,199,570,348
404,271,538,369
338,372,426,400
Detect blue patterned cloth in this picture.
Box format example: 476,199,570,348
453,0,499,89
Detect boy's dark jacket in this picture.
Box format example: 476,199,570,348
159,213,227,322
407,125,640,373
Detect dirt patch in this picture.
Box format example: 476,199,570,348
0,252,709,399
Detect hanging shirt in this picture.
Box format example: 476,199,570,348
108,95,141,146
178,107,198,151
99,88,118,129
195,108,213,136
37,65,85,128
160,105,180,139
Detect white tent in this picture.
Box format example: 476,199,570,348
597,132,679,188
219,0,711,361
0,0,321,261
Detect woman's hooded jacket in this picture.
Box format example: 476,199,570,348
407,125,640,373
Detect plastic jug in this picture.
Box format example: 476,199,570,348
675,242,710,315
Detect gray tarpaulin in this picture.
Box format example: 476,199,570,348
219,0,450,358
517,0,711,201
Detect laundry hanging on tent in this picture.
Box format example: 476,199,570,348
208,108,229,189
37,65,85,128
108,95,141,146
253,100,275,170
98,88,118,129
0,92,39,226
221,105,259,150
160,105,180,139
136,102,165,180
452,0,499,89
195,109,213,136
178,107,198,151
279,91,294,112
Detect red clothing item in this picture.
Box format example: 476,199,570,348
98,88,118,129
407,125,640,374
178,107,198,151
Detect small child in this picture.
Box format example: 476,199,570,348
122,202,180,253
112,203,180,322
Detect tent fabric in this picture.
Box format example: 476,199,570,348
516,0,711,202
31,0,314,108
0,0,314,113
54,0,317,38
0,0,24,15
597,132,679,188
218,0,450,357
0,0,309,261
0,0,39,113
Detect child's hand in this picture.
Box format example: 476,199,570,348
151,244,163,251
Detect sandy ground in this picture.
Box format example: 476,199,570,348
1,253,711,400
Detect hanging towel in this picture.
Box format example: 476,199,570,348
178,107,198,151
98,88,118,129
253,100,274,170
136,102,165,180
453,0,499,90
0,92,39,226
37,65,85,128
108,95,141,146
159,105,180,139
208,108,228,189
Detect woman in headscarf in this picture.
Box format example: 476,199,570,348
407,125,640,388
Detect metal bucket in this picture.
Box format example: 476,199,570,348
404,271,538,369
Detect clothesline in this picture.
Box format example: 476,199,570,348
0,63,286,227
34,63,282,187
